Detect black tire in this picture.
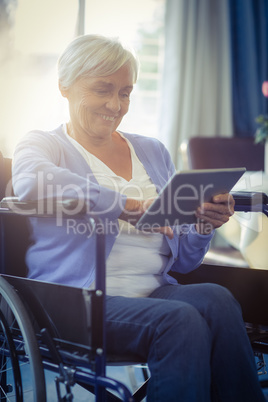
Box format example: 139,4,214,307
0,276,46,401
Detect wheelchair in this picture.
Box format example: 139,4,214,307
0,150,268,400
0,152,149,401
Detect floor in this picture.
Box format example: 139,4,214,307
45,365,146,401
44,355,268,401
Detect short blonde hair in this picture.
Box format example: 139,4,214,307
58,34,139,91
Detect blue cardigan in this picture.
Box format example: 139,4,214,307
12,125,213,288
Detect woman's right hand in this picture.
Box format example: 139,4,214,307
119,198,174,239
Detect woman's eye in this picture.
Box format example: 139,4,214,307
96,90,109,95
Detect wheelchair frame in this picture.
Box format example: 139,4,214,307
0,199,149,401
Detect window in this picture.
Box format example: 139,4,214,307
0,0,165,156
84,0,165,137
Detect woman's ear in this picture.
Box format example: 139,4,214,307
59,83,68,98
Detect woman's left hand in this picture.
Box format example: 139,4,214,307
195,193,235,235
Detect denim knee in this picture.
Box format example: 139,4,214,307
151,282,244,330
196,283,242,315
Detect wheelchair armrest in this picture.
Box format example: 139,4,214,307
3,193,267,218
0,196,105,292
0,196,87,218
231,191,268,217
231,191,268,206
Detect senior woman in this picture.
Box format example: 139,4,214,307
12,35,264,402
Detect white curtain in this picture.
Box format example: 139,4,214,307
159,0,233,167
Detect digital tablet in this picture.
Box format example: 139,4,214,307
136,168,246,228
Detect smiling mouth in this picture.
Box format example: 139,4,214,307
99,114,117,121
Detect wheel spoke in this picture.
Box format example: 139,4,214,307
0,277,46,401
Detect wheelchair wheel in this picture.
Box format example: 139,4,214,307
0,276,46,401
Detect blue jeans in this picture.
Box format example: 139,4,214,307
106,283,265,402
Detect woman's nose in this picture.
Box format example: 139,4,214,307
106,94,121,113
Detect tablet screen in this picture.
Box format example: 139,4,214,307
136,168,246,228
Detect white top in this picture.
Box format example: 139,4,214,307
63,125,170,297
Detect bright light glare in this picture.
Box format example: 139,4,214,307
14,0,78,54
85,0,159,43
0,0,78,156
0,0,164,156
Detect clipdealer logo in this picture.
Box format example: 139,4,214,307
5,170,264,233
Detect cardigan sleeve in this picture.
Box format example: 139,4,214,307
12,130,127,221
169,225,214,274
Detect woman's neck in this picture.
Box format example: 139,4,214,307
66,121,116,152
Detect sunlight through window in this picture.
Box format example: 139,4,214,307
0,0,165,156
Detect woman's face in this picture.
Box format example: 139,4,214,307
65,63,134,141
